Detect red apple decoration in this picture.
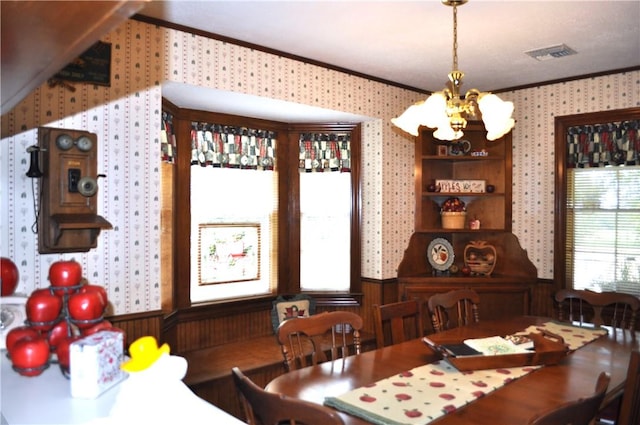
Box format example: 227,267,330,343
10,335,50,377
48,260,82,293
5,326,40,354
78,284,108,310
26,288,62,331
47,320,76,351
404,409,423,418
55,335,81,375
441,197,466,212
68,291,104,328
81,319,113,336
1,257,19,296
82,321,126,350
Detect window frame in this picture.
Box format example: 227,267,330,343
553,107,640,292
167,102,362,311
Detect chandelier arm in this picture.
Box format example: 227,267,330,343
464,88,481,101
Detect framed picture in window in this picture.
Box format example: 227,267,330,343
198,223,261,285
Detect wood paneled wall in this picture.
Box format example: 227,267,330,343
171,308,274,353
106,310,164,346
531,279,556,317
108,277,556,352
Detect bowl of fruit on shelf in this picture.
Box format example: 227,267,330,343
441,197,466,229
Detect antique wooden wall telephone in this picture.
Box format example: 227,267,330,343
27,127,112,253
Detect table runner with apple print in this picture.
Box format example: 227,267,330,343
324,322,608,425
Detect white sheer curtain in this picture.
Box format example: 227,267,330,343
299,171,351,291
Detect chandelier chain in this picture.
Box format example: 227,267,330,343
452,4,458,71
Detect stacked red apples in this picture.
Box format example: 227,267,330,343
5,260,124,378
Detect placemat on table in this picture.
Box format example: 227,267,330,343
516,321,608,351
324,360,538,425
324,321,607,425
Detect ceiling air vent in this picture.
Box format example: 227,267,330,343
525,44,577,61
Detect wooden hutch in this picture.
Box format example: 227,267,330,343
397,122,537,332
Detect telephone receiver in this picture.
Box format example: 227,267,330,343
26,145,43,178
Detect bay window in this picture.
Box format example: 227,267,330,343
166,109,360,307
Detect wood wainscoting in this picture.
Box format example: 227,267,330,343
158,292,378,420
106,309,165,346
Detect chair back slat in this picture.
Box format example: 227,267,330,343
372,299,424,348
276,311,363,372
427,289,480,333
555,289,639,335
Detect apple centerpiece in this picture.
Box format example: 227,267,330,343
10,335,51,377
55,335,82,377
25,288,62,331
1,257,19,296
5,326,41,354
68,291,106,328
6,260,124,378
49,260,83,296
441,197,467,229
441,197,466,213
48,320,74,351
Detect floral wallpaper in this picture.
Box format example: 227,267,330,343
0,21,164,314
1,17,638,315
504,75,639,278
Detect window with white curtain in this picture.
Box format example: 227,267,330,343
566,166,640,296
300,171,351,291
190,166,278,302
186,119,359,303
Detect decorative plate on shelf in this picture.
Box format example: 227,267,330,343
427,238,455,271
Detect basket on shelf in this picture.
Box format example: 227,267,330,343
441,211,466,229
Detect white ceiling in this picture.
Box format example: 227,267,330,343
139,0,640,122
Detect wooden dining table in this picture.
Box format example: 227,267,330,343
265,316,639,425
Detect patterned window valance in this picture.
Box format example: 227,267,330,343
161,111,177,163
191,122,277,170
566,120,639,168
298,132,351,172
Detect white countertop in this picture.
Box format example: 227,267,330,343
0,351,245,425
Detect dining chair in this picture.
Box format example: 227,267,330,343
555,290,639,424
554,289,639,333
276,310,363,371
372,299,424,348
231,367,345,425
617,350,640,425
427,289,480,333
527,371,610,425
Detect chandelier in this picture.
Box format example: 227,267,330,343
391,0,515,141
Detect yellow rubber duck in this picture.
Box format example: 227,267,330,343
121,336,170,372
